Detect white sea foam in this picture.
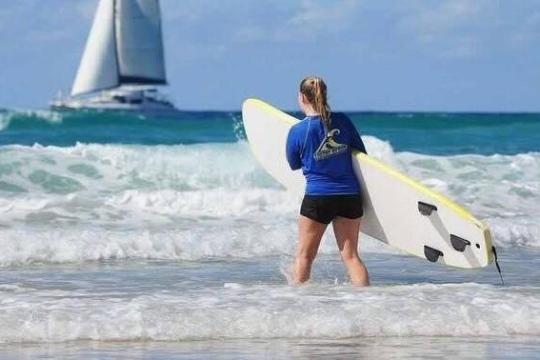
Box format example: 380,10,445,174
0,118,10,131
0,221,396,267
0,283,538,342
0,139,539,266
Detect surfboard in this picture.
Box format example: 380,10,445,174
242,98,495,269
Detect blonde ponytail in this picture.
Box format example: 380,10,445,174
300,76,331,131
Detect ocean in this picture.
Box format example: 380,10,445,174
0,108,539,359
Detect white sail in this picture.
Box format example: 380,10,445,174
71,0,119,96
116,0,167,85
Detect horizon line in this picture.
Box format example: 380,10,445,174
2,105,540,115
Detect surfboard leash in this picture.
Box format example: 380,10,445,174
492,246,504,286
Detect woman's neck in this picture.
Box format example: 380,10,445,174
302,103,319,117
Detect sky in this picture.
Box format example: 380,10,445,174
0,0,539,111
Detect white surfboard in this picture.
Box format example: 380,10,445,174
242,98,495,269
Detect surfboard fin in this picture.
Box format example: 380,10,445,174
424,246,443,262
418,201,437,216
450,234,471,252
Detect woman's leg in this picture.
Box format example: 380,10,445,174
332,217,370,286
293,215,327,284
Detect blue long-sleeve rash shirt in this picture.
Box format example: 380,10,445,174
286,113,367,195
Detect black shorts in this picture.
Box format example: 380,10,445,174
300,194,364,225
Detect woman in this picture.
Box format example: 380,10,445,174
286,76,370,286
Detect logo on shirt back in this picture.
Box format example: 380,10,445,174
314,129,348,161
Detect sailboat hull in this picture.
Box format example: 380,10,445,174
50,87,179,115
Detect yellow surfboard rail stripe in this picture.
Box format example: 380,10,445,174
357,152,493,262
356,152,483,227
244,98,298,125
244,98,493,261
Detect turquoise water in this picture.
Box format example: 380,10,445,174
1,108,539,155
0,108,539,359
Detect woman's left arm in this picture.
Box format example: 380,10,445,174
286,127,302,170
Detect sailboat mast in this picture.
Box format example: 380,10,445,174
112,0,121,86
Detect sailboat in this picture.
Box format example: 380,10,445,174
50,0,178,113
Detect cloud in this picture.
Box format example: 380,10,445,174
0,0,96,46
27,29,73,43
161,0,210,23
395,0,494,59
509,11,540,47
401,1,486,43
233,0,360,43
75,0,99,20
288,0,358,31
438,35,480,59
